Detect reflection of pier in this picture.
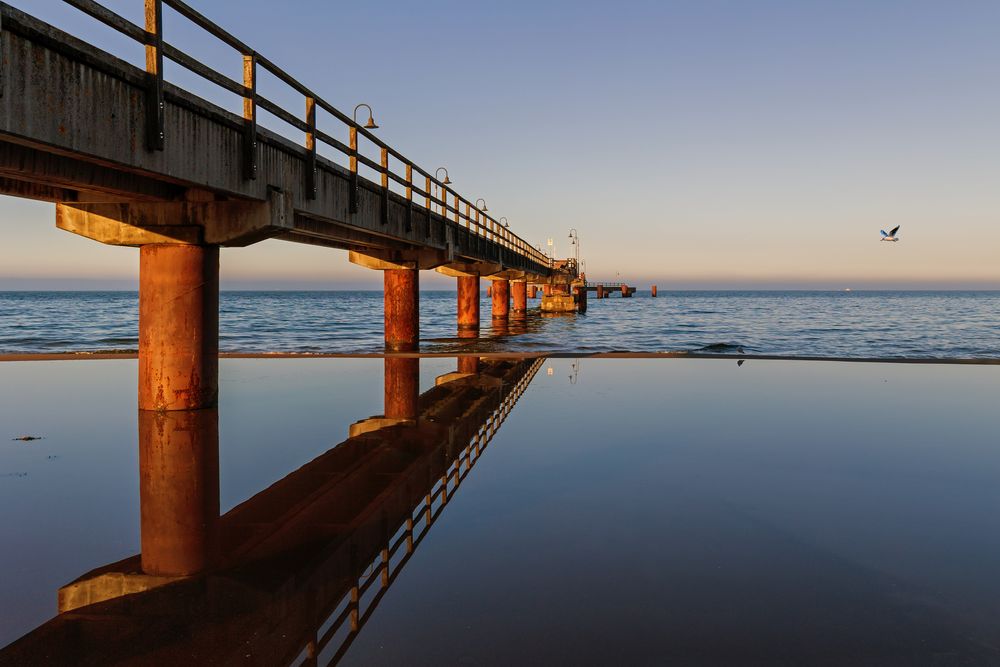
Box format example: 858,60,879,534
1,358,543,665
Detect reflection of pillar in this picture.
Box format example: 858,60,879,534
138,409,219,576
492,279,510,321
139,245,219,411
457,274,480,331
385,268,419,352
511,280,527,318
384,357,419,420
457,329,480,374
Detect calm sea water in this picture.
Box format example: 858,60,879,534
2,357,1000,662
2,290,1000,358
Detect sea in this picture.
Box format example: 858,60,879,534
1,290,999,358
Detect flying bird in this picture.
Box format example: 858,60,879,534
880,225,900,242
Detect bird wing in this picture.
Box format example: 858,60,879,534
889,225,900,237
880,230,888,237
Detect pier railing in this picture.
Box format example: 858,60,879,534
51,0,551,269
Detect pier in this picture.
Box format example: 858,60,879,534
0,1,580,409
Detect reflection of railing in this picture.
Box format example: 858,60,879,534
46,0,551,269
296,359,543,666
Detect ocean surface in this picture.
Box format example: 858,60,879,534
2,290,1000,358
3,357,1000,662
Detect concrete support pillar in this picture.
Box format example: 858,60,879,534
139,244,219,411
511,280,527,318
384,268,419,352
457,274,480,331
492,279,510,321
597,285,605,299
621,284,628,297
575,285,588,313
651,285,657,297
384,357,419,420
138,409,219,577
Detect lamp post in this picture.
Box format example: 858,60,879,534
352,103,378,129
435,167,451,185
568,228,579,272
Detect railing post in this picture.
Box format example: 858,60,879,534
424,175,432,240
349,126,359,213
405,164,413,232
144,0,165,151
453,193,460,224
242,53,257,180
380,147,389,225
305,96,317,198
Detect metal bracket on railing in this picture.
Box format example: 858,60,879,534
305,96,317,198
242,53,257,180
349,126,359,214
404,165,413,233
380,147,389,225
144,0,165,151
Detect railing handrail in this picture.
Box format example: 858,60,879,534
48,0,552,269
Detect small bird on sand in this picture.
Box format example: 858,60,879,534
880,225,900,242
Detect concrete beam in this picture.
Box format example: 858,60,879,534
349,248,448,271
55,191,293,247
436,261,502,278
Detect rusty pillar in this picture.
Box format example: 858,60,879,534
511,280,527,318
384,357,419,420
487,284,492,297
543,284,552,297
651,285,657,297
492,279,510,321
597,285,604,299
139,244,219,411
621,284,628,297
457,274,480,331
384,268,419,352
138,408,219,577
575,285,588,313
528,285,537,299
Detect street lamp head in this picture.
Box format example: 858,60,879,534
353,103,378,130
476,198,488,212
499,217,509,228
435,167,451,185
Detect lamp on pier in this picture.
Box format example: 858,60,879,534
353,103,379,129
435,167,452,185
499,216,510,228
568,228,580,267
476,198,488,212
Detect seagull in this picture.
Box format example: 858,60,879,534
880,225,900,242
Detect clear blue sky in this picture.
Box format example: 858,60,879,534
2,0,999,289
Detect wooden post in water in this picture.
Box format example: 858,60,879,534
651,285,657,297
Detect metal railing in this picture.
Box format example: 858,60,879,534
294,359,544,666
49,0,552,269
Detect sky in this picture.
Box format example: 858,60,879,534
2,0,999,290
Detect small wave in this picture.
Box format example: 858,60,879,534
691,342,746,354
